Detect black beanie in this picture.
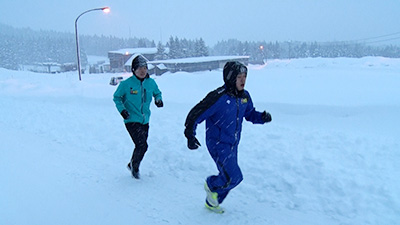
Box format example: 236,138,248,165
131,55,148,72
223,61,247,88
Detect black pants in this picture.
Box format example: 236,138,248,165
125,122,149,172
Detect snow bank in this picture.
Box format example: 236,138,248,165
1,57,399,225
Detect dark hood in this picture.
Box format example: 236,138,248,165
223,61,247,95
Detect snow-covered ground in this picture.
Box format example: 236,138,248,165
1,57,399,225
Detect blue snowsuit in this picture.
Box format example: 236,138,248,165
185,85,266,204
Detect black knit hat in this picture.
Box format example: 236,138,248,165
131,55,148,72
223,61,247,88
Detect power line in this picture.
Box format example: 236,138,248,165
318,31,400,45
364,36,400,44
350,31,400,42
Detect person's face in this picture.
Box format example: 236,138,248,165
134,66,147,79
236,72,247,91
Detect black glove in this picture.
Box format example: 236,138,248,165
187,136,201,150
120,109,130,119
262,111,272,123
155,99,164,108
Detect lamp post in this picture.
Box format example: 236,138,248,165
75,7,110,81
259,45,266,64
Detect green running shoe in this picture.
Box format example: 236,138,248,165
204,181,219,207
205,201,224,214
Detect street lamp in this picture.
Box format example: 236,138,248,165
75,7,110,81
259,45,266,64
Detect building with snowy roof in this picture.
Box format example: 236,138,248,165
108,47,249,75
108,48,158,72
148,56,250,74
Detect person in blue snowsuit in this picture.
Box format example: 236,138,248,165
184,61,272,213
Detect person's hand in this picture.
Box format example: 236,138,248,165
155,99,164,108
187,136,201,150
262,111,272,123
121,109,130,119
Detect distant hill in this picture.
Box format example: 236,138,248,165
0,23,153,70
1,23,399,71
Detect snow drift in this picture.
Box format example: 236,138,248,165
1,57,399,225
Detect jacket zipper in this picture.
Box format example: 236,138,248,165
233,98,240,147
140,81,145,123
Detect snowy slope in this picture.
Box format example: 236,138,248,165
1,57,399,225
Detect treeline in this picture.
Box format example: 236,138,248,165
0,24,208,70
0,24,76,70
1,23,399,70
212,39,400,63
156,36,209,60
0,24,154,70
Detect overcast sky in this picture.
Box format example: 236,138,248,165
1,0,400,46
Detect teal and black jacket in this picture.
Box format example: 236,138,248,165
113,74,162,124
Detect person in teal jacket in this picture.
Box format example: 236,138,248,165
113,55,163,179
